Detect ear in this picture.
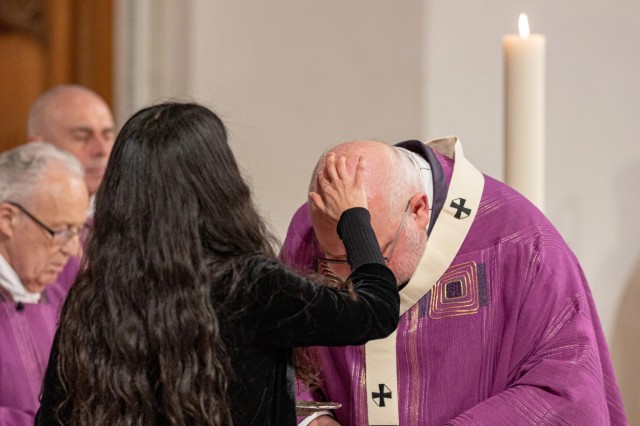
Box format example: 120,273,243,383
409,192,430,230
0,203,15,239
27,134,44,142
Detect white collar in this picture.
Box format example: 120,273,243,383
0,254,41,303
87,194,95,217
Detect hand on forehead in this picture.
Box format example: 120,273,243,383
315,141,392,193
309,152,367,223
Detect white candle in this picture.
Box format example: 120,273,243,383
503,13,546,211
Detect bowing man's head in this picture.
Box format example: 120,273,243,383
309,140,430,286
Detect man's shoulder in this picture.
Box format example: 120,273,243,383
459,171,570,258
285,203,312,240
279,203,315,271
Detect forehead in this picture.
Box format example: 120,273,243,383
48,91,114,129
25,169,89,223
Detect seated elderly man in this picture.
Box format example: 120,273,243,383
0,142,88,424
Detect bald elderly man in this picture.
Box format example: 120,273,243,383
28,84,115,197
282,137,627,425
0,142,89,424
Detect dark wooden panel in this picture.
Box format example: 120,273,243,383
0,33,46,152
0,0,47,152
71,0,112,105
0,0,112,152
46,0,72,86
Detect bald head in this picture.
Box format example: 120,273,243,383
310,140,429,284
311,140,422,217
28,85,115,195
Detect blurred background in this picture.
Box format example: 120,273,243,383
1,0,638,421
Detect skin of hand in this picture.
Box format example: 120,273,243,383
308,153,367,223
308,415,342,426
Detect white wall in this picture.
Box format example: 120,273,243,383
187,1,424,239
115,0,640,419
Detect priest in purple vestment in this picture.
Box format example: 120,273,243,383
281,137,627,425
0,143,89,425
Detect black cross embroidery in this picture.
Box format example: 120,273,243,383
450,198,471,219
372,383,392,407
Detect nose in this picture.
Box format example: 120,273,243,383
60,233,82,256
90,134,111,158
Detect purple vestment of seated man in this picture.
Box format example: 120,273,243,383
0,256,79,425
0,285,64,424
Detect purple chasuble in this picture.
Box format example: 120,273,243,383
0,270,74,425
49,255,80,296
281,140,627,425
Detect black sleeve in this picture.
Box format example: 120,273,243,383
36,331,70,425
252,208,399,348
337,207,385,269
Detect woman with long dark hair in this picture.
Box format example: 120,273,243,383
36,102,399,425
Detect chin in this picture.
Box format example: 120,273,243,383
86,172,104,193
28,276,57,293
86,180,101,195
24,283,47,295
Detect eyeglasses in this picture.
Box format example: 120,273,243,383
7,201,81,246
313,198,412,280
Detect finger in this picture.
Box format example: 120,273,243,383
317,170,333,193
335,155,348,181
354,156,366,188
308,192,326,213
324,152,339,183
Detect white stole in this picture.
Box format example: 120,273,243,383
364,137,484,425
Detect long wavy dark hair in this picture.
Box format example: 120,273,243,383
54,102,276,425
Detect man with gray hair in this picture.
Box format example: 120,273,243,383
0,142,89,424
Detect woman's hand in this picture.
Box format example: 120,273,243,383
308,153,367,223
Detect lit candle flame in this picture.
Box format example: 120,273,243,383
518,13,530,38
